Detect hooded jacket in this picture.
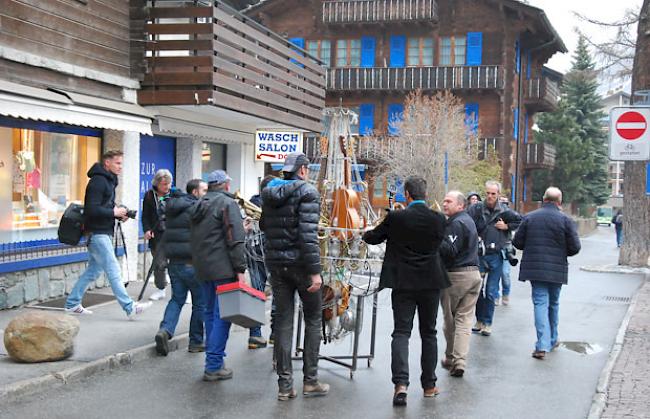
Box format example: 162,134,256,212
164,191,197,264
190,190,247,283
259,177,321,275
83,163,118,235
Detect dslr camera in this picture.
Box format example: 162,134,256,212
118,205,138,219
504,243,518,266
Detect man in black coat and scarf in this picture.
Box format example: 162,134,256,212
363,176,449,406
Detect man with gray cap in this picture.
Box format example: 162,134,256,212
190,170,247,381
260,152,328,401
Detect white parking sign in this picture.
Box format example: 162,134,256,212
609,107,650,161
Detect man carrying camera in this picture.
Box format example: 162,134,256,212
65,150,151,319
467,180,521,336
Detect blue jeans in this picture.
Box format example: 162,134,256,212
615,227,623,247
531,281,562,352
203,280,232,372
499,251,512,298
160,264,205,346
476,253,503,326
65,234,133,314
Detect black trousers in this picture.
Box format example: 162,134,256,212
391,288,441,389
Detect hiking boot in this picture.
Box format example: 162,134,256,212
155,330,170,356
203,367,233,381
502,295,510,306
188,343,205,353
127,301,152,320
393,385,407,406
65,304,93,315
481,324,492,336
303,381,330,397
472,321,484,332
423,386,440,397
248,336,268,349
278,388,297,401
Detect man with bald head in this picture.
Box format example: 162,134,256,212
440,191,482,377
513,187,581,360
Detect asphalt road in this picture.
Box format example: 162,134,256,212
1,226,644,419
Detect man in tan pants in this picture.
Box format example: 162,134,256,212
439,191,482,377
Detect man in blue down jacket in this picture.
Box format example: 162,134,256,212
513,187,581,360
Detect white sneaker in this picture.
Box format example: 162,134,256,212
128,301,152,320
149,288,166,301
65,304,93,315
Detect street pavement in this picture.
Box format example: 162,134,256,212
0,226,646,419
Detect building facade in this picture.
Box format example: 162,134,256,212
245,0,566,210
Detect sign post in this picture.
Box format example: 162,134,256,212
609,107,650,161
254,130,303,163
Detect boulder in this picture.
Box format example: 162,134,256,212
3,312,80,363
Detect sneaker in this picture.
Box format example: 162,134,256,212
155,330,170,356
64,304,93,315
248,336,268,349
495,297,501,306
149,288,166,301
127,301,152,320
472,321,484,332
278,388,297,401
423,386,440,397
502,295,510,306
203,367,233,381
188,344,205,353
303,381,330,397
481,324,492,336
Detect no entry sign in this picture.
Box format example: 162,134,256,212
609,107,650,161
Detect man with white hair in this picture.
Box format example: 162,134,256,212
513,187,581,360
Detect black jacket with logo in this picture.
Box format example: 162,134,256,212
439,210,480,269
164,191,197,264
83,163,117,235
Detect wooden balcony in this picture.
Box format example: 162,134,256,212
322,0,438,25
139,1,325,132
524,76,560,112
327,66,504,91
525,143,556,170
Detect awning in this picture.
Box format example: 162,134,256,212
0,80,153,135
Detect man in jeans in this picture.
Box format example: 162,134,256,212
191,170,247,381
155,179,207,356
513,187,581,360
65,150,151,319
260,152,328,401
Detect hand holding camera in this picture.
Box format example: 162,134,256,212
114,205,137,221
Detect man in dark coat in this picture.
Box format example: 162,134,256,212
513,187,581,360
154,179,207,356
190,170,247,381
363,176,449,406
260,152,328,401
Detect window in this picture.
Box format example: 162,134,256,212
0,120,101,243
201,142,227,181
439,36,466,66
336,39,361,67
407,37,434,66
306,40,331,66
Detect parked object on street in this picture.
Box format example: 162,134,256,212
596,206,613,226
4,312,79,363
513,187,581,360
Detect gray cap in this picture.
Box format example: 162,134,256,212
207,169,232,184
282,152,310,172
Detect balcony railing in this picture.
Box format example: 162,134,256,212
327,66,504,91
524,76,560,112
354,136,502,162
139,1,325,132
525,143,556,170
322,0,438,24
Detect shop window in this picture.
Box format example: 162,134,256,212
0,120,101,244
336,39,361,67
407,37,434,66
439,36,466,66
306,39,331,67
201,142,227,180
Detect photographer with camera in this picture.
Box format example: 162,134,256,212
467,181,521,336
496,197,517,306
142,169,174,301
65,150,151,319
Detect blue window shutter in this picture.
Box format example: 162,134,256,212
523,174,527,202
513,108,519,140
465,103,479,134
511,174,516,203
466,32,483,66
526,50,532,79
389,35,406,68
515,39,521,74
361,36,376,68
359,103,375,136
289,37,305,67
524,112,529,144
388,103,404,135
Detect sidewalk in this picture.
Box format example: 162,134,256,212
600,274,650,419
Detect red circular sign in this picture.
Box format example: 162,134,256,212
616,111,647,140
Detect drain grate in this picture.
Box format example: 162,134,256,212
603,296,631,303
30,292,115,310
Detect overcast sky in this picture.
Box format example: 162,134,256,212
529,0,639,79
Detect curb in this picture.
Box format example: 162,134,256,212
586,273,650,419
0,333,190,405
580,265,650,275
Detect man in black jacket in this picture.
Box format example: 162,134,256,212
65,150,151,319
439,191,482,378
154,179,207,356
363,176,449,406
190,170,247,381
260,152,328,401
467,180,521,336
513,187,581,360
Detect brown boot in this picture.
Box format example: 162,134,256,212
423,386,440,397
393,385,408,406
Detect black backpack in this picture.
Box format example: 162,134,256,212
58,204,85,245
